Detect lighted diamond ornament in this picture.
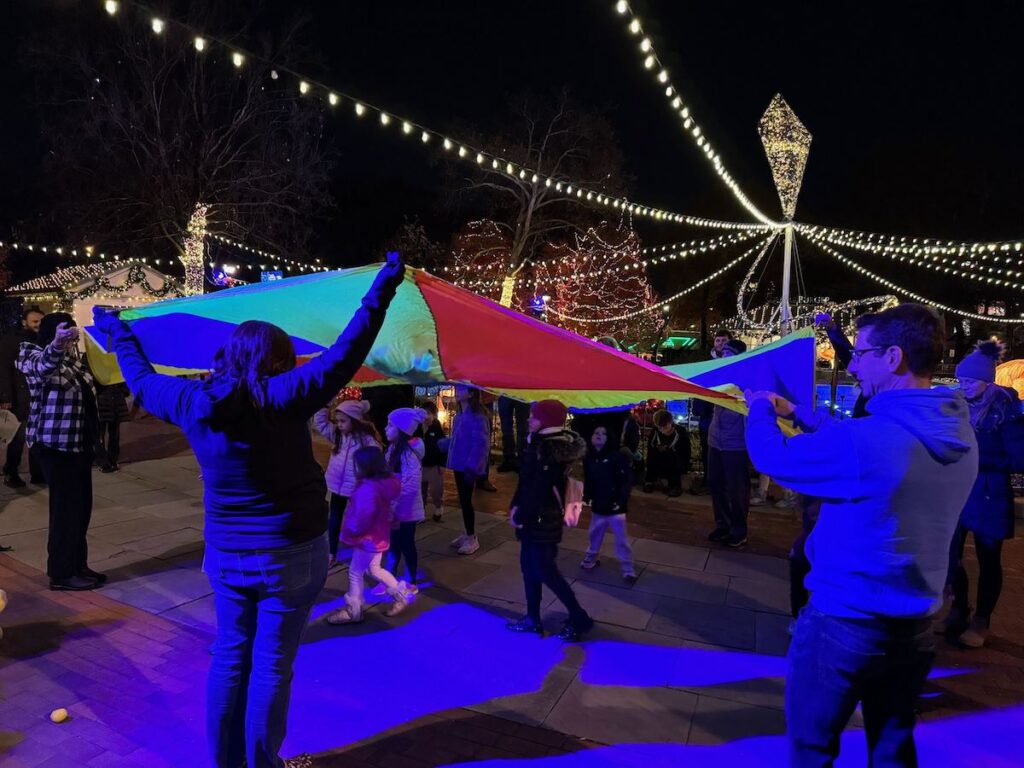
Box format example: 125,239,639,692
758,94,812,220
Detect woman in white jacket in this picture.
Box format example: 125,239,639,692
384,407,428,592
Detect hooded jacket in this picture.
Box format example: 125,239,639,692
512,428,587,543
746,388,978,619
445,407,490,476
387,437,426,522
96,261,403,551
583,445,632,516
314,408,380,497
341,475,401,552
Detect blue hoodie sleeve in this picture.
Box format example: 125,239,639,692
265,259,405,418
746,399,862,500
101,317,202,428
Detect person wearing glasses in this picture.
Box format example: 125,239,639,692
743,303,978,767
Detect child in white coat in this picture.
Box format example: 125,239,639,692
383,407,428,593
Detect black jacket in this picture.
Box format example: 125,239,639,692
584,446,632,516
421,419,446,468
511,429,587,544
0,328,36,419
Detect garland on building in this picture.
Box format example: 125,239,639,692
76,263,185,300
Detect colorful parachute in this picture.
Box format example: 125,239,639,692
86,264,737,412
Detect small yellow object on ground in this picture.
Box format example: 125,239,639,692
49,708,68,723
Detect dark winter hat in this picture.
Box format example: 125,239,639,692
724,339,747,355
37,312,75,347
956,341,1002,384
531,399,568,430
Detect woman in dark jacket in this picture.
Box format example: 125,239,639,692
92,255,405,768
942,342,1024,648
507,399,592,641
95,381,130,472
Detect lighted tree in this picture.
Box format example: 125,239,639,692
28,5,335,276
535,221,662,349
443,92,630,304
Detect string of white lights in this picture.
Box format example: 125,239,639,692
0,238,178,269
96,0,766,232
543,235,772,323
638,229,762,255
803,229,1024,292
208,234,328,272
612,2,778,227
796,223,1024,259
805,234,1024,325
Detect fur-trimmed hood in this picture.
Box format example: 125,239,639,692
532,428,587,464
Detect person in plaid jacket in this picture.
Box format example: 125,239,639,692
16,312,105,591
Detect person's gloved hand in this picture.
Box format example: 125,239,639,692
381,250,405,284
92,306,125,335
52,323,80,351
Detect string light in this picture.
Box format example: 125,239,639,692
806,234,1024,325
231,51,244,68
610,2,778,226
193,36,206,52
796,223,1024,261
328,92,339,106
758,94,811,220
208,234,327,273
94,2,764,232
182,203,208,295
104,1,119,16
150,17,164,34
545,236,772,323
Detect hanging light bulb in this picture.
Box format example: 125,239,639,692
629,18,641,33
640,37,652,52
402,120,413,134
328,92,339,106
104,1,119,15
616,0,628,14
232,52,244,68
379,112,391,126
643,55,655,69
354,102,366,116
421,131,430,143
194,37,207,52
151,17,165,34
298,81,311,95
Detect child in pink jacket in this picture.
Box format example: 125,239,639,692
326,447,410,625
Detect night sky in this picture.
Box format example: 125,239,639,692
3,0,1024,310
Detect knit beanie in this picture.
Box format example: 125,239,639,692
955,341,1001,383
531,399,568,430
724,339,747,355
389,407,428,436
337,399,372,421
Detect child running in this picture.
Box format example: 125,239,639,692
326,446,410,625
314,399,381,568
581,425,637,583
419,401,447,522
384,407,427,593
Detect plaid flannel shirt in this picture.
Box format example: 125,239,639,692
15,341,95,453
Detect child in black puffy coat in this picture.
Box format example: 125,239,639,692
581,426,636,582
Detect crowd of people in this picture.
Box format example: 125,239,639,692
2,252,1022,766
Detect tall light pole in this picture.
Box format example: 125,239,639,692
759,94,812,334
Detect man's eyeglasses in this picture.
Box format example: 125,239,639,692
850,346,887,361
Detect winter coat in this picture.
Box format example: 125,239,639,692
960,386,1024,540
0,328,35,420
445,408,490,476
648,423,692,471
747,388,977,620
314,409,380,497
387,438,426,522
341,476,401,552
512,428,587,544
97,260,404,551
421,420,446,468
709,406,746,452
584,445,632,516
96,382,130,424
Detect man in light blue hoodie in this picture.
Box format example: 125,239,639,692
744,303,977,768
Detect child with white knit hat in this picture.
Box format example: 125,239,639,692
383,407,428,593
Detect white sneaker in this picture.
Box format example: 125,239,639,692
749,494,767,506
450,533,467,549
369,583,388,597
385,586,410,617
457,534,480,555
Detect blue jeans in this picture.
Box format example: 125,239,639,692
203,534,328,768
786,607,935,767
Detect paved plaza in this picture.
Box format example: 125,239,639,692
1,417,1024,766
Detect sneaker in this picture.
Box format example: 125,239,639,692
457,534,480,555
325,606,363,625
958,617,990,648
432,510,443,522
580,554,599,570
506,616,544,635
722,534,748,548
49,575,99,591
622,572,638,585
3,475,25,489
749,494,768,506
406,583,420,596
477,480,497,493
707,527,729,543
78,567,107,585
642,482,655,494
283,754,314,768
450,533,467,549
774,496,797,510
369,583,388,597
934,607,969,636
558,616,595,642
384,591,409,617
99,464,117,474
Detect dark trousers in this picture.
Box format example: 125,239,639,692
787,607,934,767
790,534,811,618
497,397,529,465
519,539,589,627
388,521,419,583
36,445,93,580
96,420,121,467
328,494,348,557
3,421,42,479
949,523,1004,620
453,470,476,535
698,427,710,478
645,450,684,491
708,447,750,537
